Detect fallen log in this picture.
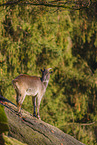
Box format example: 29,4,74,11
0,95,85,145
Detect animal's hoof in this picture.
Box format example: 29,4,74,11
33,113,37,117
17,111,22,116
37,115,41,120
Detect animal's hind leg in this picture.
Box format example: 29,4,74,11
16,92,22,114
16,91,26,114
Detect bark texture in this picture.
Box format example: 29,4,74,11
4,102,85,145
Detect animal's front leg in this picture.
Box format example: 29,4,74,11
37,105,41,119
37,97,42,119
16,93,26,115
32,97,37,117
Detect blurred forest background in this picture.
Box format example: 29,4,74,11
0,0,97,144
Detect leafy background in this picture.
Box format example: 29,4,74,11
0,0,97,144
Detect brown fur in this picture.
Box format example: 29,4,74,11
12,68,52,119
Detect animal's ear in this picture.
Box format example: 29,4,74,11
47,68,52,71
40,68,45,72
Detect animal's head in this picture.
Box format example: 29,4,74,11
41,68,53,82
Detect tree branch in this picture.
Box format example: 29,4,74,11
0,0,90,10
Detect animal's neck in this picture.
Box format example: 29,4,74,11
41,78,49,93
43,81,49,89
43,81,49,94
41,75,50,91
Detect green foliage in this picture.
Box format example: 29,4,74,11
60,124,97,145
0,105,9,133
4,135,27,145
0,1,97,144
